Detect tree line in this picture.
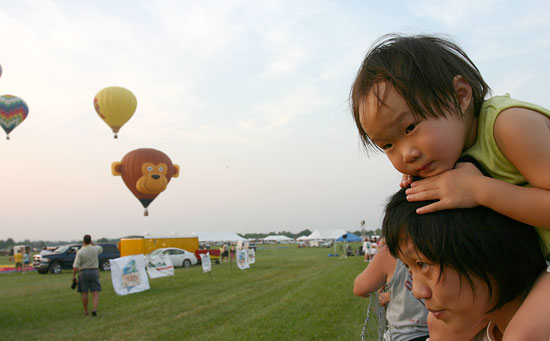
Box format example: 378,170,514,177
0,237,118,251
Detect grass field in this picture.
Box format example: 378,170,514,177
0,245,380,340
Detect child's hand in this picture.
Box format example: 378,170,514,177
378,290,390,306
405,162,483,214
400,174,413,188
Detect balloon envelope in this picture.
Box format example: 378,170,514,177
94,86,137,138
112,148,179,215
0,95,29,139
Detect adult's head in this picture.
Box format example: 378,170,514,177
83,234,92,245
382,188,545,333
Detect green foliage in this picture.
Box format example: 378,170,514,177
0,237,120,252
0,244,377,340
241,229,312,240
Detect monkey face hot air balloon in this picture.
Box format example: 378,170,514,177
94,86,137,138
0,95,29,140
112,148,179,216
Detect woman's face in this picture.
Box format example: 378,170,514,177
398,239,491,333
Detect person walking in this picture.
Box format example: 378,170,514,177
22,251,30,274
72,234,103,317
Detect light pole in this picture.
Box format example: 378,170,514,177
360,220,365,239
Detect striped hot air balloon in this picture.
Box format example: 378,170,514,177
0,95,29,140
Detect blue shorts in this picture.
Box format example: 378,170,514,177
78,269,101,293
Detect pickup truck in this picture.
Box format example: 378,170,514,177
195,249,221,264
37,243,120,274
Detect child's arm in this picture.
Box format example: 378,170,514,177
503,271,550,341
406,107,550,228
353,245,394,297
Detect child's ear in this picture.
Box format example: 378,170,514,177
453,75,473,113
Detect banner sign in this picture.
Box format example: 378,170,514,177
146,254,174,279
200,253,211,273
237,249,249,270
247,248,255,265
110,254,150,296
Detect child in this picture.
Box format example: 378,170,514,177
350,34,550,340
353,241,431,341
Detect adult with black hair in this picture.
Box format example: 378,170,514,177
382,188,548,340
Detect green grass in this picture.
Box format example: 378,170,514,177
0,245,379,340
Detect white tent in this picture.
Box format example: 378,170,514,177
190,231,247,243
263,235,293,242
296,235,309,241
307,229,348,240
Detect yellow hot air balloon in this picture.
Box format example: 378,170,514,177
94,86,137,138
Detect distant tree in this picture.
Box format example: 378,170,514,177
296,229,312,237
97,237,110,243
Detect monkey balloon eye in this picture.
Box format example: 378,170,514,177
159,167,164,172
147,166,153,172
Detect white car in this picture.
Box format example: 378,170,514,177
149,248,198,268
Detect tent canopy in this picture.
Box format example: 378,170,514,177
263,235,293,241
336,232,362,242
307,229,348,240
190,231,246,243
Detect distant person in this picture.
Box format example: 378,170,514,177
22,251,30,273
370,238,379,257
363,238,372,262
12,250,23,273
221,244,228,263
72,234,103,317
230,244,236,261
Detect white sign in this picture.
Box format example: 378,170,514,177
247,248,255,264
200,253,211,273
110,254,150,296
146,254,174,279
237,249,249,270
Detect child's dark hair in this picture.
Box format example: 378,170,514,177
382,188,545,313
350,34,490,151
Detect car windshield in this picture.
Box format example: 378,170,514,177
53,245,71,254
150,249,164,255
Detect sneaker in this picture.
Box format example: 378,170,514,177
92,311,97,317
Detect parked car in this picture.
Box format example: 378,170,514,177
321,241,333,248
37,243,120,274
149,247,197,268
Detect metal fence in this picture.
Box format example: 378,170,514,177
360,292,388,341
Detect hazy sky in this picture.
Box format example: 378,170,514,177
1,0,549,241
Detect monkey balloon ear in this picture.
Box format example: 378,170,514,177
111,162,123,176
172,164,180,178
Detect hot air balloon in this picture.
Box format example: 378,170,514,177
0,64,2,78
0,95,29,140
112,148,180,216
94,86,137,138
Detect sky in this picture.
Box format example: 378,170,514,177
1,0,549,241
